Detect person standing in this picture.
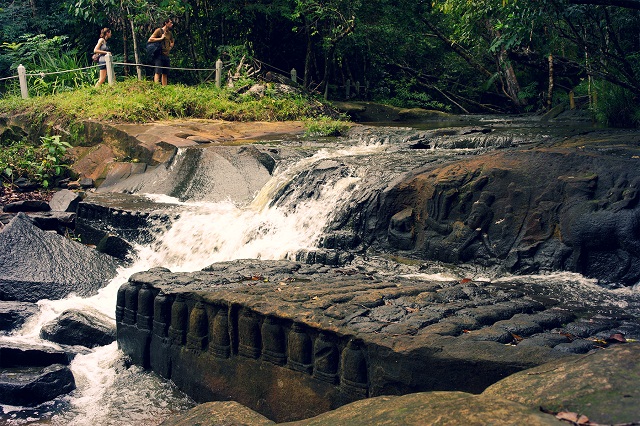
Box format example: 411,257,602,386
93,28,112,87
148,19,174,86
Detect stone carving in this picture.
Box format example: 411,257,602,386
313,332,339,384
123,282,139,325
340,339,368,398
186,302,208,351
137,285,155,331
287,323,313,374
261,317,287,365
152,292,171,339
209,306,231,358
238,309,261,359
168,295,188,346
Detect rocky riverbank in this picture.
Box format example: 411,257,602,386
2,112,640,424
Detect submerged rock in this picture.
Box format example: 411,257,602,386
0,212,120,302
0,301,39,332
0,364,75,406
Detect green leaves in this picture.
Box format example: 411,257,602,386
0,135,72,189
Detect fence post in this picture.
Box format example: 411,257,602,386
215,59,222,88
105,53,115,86
569,91,575,110
17,64,28,99
291,68,297,84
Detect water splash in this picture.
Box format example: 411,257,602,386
1,142,383,425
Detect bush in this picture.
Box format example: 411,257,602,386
0,135,72,188
593,82,640,128
574,79,640,128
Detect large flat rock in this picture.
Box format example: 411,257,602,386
116,259,640,422
0,213,121,302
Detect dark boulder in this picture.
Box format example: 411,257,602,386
2,200,50,213
0,301,39,332
28,211,76,234
0,343,77,367
96,233,134,262
40,308,116,348
0,212,121,302
0,364,75,406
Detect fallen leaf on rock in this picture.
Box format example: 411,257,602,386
554,411,590,425
606,333,627,343
460,278,472,283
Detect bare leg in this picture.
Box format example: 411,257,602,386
161,74,168,86
154,73,161,83
96,69,107,87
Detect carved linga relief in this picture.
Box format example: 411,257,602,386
117,282,369,397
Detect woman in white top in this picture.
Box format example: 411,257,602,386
93,28,112,87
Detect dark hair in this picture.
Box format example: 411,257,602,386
163,18,173,26
100,28,110,38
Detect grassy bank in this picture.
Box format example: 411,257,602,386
0,78,350,191
0,78,349,129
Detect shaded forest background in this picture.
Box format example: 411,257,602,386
1,0,639,126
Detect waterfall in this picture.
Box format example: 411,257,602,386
0,141,386,425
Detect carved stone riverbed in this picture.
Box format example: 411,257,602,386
116,259,640,422
2,113,640,424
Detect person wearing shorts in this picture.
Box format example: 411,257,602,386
148,19,174,86
93,28,112,87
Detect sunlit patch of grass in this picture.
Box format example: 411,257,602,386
0,78,345,125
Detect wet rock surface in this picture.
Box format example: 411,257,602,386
0,301,39,332
0,343,82,407
164,343,639,425
348,127,640,286
117,258,640,422
0,364,75,407
0,212,121,302
40,308,116,348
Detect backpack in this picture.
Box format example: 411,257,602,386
146,29,164,61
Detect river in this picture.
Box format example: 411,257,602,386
1,120,637,424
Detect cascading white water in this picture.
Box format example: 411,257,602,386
1,142,386,425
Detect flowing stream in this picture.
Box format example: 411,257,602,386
1,134,396,425
2,122,636,425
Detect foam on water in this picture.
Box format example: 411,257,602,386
1,142,381,425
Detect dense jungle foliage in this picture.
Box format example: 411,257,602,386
1,0,639,126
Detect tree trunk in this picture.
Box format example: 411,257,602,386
304,19,312,89
184,14,201,81
547,53,554,110
497,48,524,108
319,19,355,99
127,10,143,80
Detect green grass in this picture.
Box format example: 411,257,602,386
0,78,349,131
